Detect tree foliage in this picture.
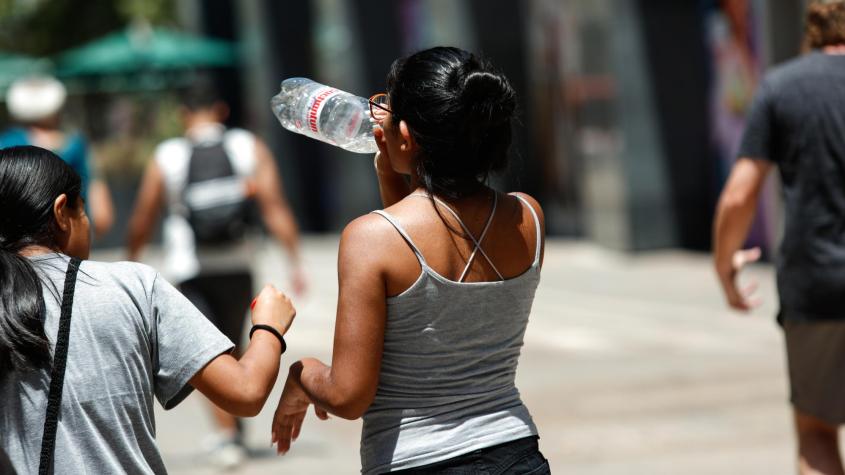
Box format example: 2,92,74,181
0,0,176,56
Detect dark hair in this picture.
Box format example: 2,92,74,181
386,46,517,200
805,0,845,49
179,75,223,111
0,146,81,373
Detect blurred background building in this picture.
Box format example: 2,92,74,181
0,0,811,252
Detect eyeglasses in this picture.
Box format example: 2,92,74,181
368,93,392,121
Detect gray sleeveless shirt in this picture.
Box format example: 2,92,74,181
360,194,541,474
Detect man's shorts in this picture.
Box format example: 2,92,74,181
179,271,253,350
784,319,845,424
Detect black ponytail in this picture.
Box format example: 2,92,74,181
0,251,50,371
0,146,81,373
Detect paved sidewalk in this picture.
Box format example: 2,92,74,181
99,237,800,474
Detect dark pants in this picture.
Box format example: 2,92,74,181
389,436,550,475
179,271,253,350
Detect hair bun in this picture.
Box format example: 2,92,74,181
461,70,516,126
385,47,516,199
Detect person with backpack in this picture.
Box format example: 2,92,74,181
126,81,305,468
0,145,295,474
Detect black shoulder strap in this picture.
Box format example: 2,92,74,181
38,257,81,475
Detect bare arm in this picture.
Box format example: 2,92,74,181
190,285,296,417
88,179,115,238
191,332,282,417
295,216,386,416
271,215,388,452
126,160,165,260
253,138,302,269
712,157,773,311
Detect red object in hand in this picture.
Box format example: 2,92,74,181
250,298,257,311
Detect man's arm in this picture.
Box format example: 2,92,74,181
89,179,115,238
253,138,304,291
126,160,165,261
712,157,773,311
76,138,114,238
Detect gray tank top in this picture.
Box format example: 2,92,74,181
360,193,541,474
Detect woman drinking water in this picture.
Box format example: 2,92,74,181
271,46,550,474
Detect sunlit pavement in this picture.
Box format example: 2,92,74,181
94,237,800,474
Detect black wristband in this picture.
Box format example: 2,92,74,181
249,324,287,353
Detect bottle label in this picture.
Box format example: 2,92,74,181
307,87,341,135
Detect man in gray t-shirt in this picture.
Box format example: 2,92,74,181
713,1,845,472
0,254,233,474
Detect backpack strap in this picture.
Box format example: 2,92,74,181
38,257,82,475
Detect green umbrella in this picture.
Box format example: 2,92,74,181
56,24,237,78
0,52,52,93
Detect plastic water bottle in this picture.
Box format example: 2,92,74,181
271,78,378,154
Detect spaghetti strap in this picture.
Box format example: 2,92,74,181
371,210,428,267
411,192,504,281
513,194,542,266
457,193,501,282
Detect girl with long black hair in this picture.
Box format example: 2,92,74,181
0,145,295,474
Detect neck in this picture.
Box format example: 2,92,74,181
413,185,492,204
409,171,422,191
185,113,223,130
17,245,58,257
26,126,65,150
29,124,59,132
823,44,845,55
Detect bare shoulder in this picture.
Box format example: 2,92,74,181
252,137,274,167
507,192,546,267
341,213,397,243
507,192,545,227
382,193,424,217
339,213,407,270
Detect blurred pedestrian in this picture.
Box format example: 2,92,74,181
0,76,115,238
714,1,845,473
127,79,305,468
0,146,295,474
270,47,551,474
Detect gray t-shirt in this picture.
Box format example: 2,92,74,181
739,52,845,322
0,254,234,474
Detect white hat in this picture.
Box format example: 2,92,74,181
6,76,67,123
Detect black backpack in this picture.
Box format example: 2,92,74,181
182,139,251,245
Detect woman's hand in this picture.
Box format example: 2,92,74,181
373,126,393,175
373,127,410,207
251,284,296,335
271,372,329,454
